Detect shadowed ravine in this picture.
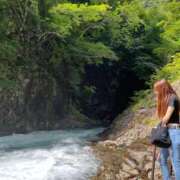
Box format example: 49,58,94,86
0,128,104,180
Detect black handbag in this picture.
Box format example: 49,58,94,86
150,123,171,148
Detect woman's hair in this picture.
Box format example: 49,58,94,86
153,79,179,118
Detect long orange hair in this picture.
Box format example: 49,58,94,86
153,79,178,118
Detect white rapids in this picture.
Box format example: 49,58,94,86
0,128,104,180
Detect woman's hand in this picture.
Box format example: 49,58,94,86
161,121,167,127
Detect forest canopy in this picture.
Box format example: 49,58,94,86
0,0,179,126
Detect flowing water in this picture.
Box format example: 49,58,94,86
0,128,104,180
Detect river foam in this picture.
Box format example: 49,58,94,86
0,128,103,180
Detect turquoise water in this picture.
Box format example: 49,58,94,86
0,128,103,180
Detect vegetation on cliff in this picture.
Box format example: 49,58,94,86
0,0,179,133
132,53,180,113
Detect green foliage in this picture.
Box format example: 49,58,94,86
74,41,118,63
151,53,180,82
69,105,89,122
97,0,165,80
103,0,180,80
153,1,180,57
131,89,155,112
49,3,109,37
83,85,96,98
0,0,180,120
131,52,180,112
0,80,17,89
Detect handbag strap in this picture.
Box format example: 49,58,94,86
151,145,156,180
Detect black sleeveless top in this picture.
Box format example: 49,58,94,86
167,94,180,124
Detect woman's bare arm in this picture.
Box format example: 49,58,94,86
162,106,175,125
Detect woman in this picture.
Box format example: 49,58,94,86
153,79,180,180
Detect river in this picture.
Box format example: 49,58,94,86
0,128,104,180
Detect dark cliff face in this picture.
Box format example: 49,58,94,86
0,61,146,135
82,62,146,125
0,75,102,136
0,80,57,135
0,79,79,136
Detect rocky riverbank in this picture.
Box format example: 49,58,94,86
91,115,162,180
92,80,180,180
